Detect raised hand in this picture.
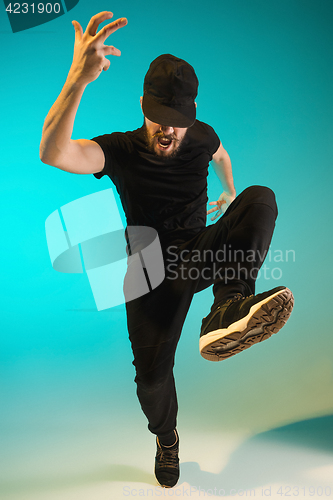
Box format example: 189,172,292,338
69,11,127,86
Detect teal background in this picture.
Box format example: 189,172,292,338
1,0,333,498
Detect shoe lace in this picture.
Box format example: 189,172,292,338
228,293,244,303
159,448,179,467
157,441,179,467
227,293,253,305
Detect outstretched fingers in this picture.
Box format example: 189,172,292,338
72,20,83,42
95,17,128,44
86,11,114,37
103,45,121,57
207,200,226,218
70,12,128,84
207,207,220,216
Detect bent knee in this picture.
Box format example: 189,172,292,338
241,185,277,214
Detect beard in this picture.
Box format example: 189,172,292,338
143,123,187,160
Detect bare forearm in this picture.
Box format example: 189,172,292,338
40,74,86,165
213,153,236,196
208,143,236,220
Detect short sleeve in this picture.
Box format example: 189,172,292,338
204,123,220,157
193,120,220,159
91,134,114,179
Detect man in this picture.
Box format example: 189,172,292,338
40,11,294,489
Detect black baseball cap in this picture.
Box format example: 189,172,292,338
142,54,198,128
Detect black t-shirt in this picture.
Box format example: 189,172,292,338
92,119,220,245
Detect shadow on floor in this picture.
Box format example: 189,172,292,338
1,415,332,496
256,414,333,453
180,414,333,492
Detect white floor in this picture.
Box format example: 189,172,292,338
2,423,333,500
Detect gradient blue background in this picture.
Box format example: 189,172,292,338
1,0,333,498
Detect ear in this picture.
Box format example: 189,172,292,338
195,102,197,108
140,96,143,110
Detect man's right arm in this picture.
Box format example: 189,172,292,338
39,11,127,175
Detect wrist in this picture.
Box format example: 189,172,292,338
66,67,88,92
225,188,236,197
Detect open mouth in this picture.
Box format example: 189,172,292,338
157,137,173,150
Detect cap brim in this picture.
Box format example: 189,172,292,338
142,93,196,128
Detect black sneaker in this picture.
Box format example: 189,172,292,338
154,430,179,488
200,286,294,361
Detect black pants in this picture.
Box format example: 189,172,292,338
125,186,278,439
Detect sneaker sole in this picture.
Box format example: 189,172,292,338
199,287,294,361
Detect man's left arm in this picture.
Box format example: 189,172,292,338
207,142,236,221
